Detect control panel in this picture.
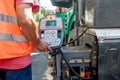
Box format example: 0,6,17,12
39,14,64,49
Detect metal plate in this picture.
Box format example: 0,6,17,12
98,39,120,80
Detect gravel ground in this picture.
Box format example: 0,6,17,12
31,51,53,80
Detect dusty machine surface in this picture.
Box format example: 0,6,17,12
44,0,120,80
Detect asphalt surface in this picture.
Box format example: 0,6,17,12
31,51,53,80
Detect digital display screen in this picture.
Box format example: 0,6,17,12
46,20,56,26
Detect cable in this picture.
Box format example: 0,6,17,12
62,27,89,46
62,26,120,47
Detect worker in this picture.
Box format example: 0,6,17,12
0,0,52,80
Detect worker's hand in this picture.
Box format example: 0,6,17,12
35,39,52,52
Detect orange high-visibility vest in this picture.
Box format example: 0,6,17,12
0,0,35,59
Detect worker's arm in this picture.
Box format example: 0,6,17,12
16,4,52,52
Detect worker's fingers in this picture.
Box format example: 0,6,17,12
47,46,53,52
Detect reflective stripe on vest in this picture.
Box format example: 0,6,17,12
0,14,26,42
0,33,27,42
0,14,18,24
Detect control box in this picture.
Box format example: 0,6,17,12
39,14,64,49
